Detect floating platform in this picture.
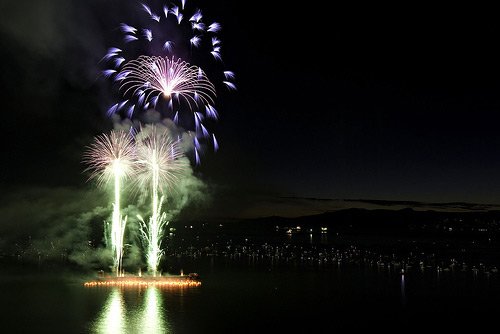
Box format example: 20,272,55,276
84,273,201,288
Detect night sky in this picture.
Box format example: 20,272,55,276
1,1,500,220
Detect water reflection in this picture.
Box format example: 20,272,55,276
400,274,406,305
93,287,170,333
94,288,125,333
142,287,169,333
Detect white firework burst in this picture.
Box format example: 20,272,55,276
118,55,216,111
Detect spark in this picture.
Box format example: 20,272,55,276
124,35,139,43
120,23,137,34
210,50,222,61
151,95,159,108
170,5,179,16
190,9,202,22
151,13,161,22
223,81,237,90
213,134,219,151
176,13,183,24
137,89,146,106
163,40,174,53
192,22,206,31
207,22,221,33
114,57,126,68
108,47,123,54
223,71,235,80
107,103,119,116
106,100,128,116
126,105,135,118
200,124,209,137
103,69,117,78
143,29,153,42
190,35,201,48
169,5,183,24
118,99,129,110
141,3,152,15
115,70,131,82
212,37,221,46
205,104,218,119
102,47,122,62
194,147,200,165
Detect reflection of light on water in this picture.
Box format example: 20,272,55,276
93,287,170,333
400,273,406,305
141,287,169,334
94,288,125,334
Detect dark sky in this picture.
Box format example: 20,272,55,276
1,1,500,218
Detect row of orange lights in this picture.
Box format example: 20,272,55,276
84,280,202,287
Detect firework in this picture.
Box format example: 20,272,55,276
102,0,236,157
118,55,216,112
135,125,188,276
83,130,136,276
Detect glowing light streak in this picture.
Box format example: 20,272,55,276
141,3,152,16
223,81,237,90
124,35,139,43
205,104,218,119
170,5,179,17
143,29,153,42
190,9,202,22
163,40,174,53
120,23,137,34
103,69,117,78
207,22,221,33
212,37,221,46
210,50,222,61
212,134,219,151
223,71,235,80
192,22,206,31
190,35,201,48
114,57,126,67
176,13,183,24
151,13,161,22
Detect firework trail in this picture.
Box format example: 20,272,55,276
102,0,236,161
83,130,136,276
135,125,188,276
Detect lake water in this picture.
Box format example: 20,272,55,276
1,257,499,333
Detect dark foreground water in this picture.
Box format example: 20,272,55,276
1,258,499,333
